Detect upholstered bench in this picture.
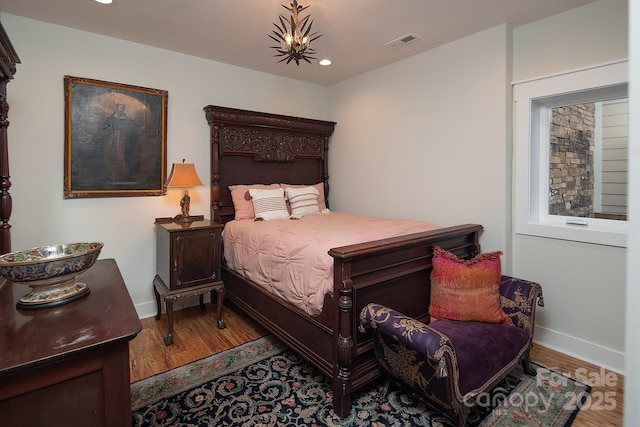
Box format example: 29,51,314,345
360,275,543,427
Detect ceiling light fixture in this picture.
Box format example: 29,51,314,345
268,0,322,66
94,0,113,4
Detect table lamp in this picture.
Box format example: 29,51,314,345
165,159,204,223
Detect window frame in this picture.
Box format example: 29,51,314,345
513,60,628,247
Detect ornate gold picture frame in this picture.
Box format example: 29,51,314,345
63,76,168,198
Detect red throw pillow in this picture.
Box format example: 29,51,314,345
429,246,512,324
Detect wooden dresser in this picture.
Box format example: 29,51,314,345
0,258,142,427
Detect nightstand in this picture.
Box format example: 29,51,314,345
153,219,226,345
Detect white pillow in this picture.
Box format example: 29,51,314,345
285,186,320,218
248,188,290,221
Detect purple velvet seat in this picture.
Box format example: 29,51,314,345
429,320,529,396
359,275,543,427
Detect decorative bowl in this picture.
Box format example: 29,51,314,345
0,242,104,309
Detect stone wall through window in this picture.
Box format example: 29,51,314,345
549,103,595,217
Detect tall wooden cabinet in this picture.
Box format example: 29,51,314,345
0,21,20,254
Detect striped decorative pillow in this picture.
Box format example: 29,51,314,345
285,186,320,218
280,182,327,211
248,188,290,221
229,183,281,220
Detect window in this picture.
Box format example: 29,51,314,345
513,61,628,247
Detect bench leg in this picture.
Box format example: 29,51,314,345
451,401,470,427
373,376,391,404
521,348,536,376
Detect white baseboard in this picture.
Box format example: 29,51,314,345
135,300,158,319
534,325,625,375
135,294,211,320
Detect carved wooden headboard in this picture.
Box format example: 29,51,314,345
203,105,336,224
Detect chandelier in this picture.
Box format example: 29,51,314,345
269,0,322,65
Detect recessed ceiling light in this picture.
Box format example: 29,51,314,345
94,0,113,4
319,59,332,66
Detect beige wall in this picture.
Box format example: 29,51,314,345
511,0,627,371
327,24,512,258
512,0,627,83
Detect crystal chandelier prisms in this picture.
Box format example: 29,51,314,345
268,0,322,65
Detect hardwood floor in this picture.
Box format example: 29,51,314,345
129,301,268,382
530,344,624,426
129,302,624,426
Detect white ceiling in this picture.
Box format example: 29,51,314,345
0,0,596,86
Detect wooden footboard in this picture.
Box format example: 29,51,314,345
328,223,482,418
222,223,482,418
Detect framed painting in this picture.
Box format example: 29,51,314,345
63,76,168,198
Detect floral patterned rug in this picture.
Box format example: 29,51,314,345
131,335,590,426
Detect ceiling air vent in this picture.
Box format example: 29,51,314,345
384,33,421,49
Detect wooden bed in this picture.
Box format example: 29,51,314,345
203,105,483,418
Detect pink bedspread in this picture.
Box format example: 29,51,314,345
223,212,440,315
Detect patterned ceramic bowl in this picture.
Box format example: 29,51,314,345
0,242,104,308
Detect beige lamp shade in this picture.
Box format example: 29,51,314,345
165,162,203,188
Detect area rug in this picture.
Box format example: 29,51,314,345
131,335,590,426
